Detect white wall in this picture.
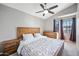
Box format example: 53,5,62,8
0,4,44,42
44,17,54,31
76,4,79,50
44,4,77,31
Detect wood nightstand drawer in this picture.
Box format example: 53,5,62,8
4,45,17,52
4,43,16,48
5,48,17,55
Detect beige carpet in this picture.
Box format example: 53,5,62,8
62,41,79,56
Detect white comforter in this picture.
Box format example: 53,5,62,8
17,37,64,56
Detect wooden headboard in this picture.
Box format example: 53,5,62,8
17,27,40,39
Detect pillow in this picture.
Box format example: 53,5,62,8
17,41,27,55
23,34,34,43
34,33,42,37
23,33,33,41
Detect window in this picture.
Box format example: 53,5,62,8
55,20,59,32
63,19,72,34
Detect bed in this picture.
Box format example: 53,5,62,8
17,27,64,56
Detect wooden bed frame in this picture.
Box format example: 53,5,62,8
17,27,64,56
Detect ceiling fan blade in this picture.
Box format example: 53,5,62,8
36,10,44,13
48,11,54,14
40,4,44,10
43,13,45,16
48,5,58,10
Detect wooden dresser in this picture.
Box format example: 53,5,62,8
1,39,20,56
43,31,57,39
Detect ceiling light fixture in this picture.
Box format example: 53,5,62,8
43,10,48,14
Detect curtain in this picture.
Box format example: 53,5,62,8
53,19,56,32
70,18,76,42
60,20,64,39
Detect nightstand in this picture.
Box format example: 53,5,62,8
0,39,20,56
43,31,57,39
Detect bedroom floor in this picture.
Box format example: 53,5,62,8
11,41,79,56
62,41,79,56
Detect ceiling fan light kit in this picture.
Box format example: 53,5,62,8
43,10,48,14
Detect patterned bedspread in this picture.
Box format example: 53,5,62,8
19,37,64,56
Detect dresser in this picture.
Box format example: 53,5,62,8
0,39,20,56
43,31,57,39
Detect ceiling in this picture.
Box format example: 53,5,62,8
3,3,74,19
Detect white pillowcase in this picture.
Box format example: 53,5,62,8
23,34,34,43
34,33,42,37
17,41,26,55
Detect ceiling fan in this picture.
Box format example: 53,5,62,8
36,3,58,16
